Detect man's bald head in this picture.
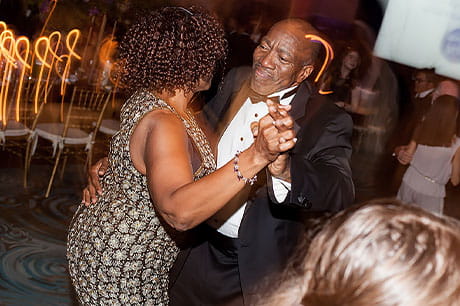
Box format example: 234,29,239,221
270,19,321,65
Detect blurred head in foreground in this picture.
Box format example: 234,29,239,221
261,199,460,306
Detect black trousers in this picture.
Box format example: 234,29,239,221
169,227,244,306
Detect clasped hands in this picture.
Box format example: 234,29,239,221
251,100,296,182
81,100,296,206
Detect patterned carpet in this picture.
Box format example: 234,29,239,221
0,162,81,306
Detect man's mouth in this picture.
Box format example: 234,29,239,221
253,65,272,81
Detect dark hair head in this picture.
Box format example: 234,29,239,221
413,95,458,147
118,6,227,94
321,41,368,87
414,68,438,85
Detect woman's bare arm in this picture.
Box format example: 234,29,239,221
131,107,295,231
397,140,417,165
451,145,460,186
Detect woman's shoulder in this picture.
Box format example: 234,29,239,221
143,108,182,126
120,90,175,121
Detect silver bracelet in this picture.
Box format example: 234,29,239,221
233,150,257,185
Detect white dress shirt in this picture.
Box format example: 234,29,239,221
215,86,296,237
415,88,434,99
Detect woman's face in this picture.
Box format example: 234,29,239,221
343,51,360,71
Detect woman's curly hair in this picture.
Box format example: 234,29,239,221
119,6,227,93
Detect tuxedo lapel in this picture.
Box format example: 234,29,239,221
216,79,250,142
289,81,311,128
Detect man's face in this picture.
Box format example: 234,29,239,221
413,72,434,94
250,22,313,95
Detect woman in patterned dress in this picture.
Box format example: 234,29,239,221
67,6,296,305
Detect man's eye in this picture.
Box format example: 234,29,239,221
259,44,268,50
280,57,288,63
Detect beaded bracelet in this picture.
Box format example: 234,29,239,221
233,150,257,185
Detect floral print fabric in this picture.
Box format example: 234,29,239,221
67,91,215,305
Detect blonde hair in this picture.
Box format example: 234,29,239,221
261,199,460,306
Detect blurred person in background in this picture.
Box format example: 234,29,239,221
319,43,365,112
260,199,460,306
396,78,459,164
432,78,459,101
351,20,399,153
392,69,438,161
396,95,460,215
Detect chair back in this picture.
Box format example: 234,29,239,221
63,87,112,138
23,86,112,193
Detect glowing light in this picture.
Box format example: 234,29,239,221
304,34,334,83
38,0,58,38
0,30,17,66
44,31,62,103
318,89,334,95
60,29,81,96
0,22,82,126
0,32,16,123
0,21,7,32
34,36,51,113
14,36,31,122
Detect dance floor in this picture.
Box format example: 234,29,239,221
0,140,459,305
0,153,82,305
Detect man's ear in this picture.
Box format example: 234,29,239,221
296,65,314,83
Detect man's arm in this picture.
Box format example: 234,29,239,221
268,108,355,213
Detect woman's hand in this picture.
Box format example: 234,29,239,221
394,145,413,165
82,157,108,206
251,100,296,164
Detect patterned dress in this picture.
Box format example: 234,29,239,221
67,91,216,305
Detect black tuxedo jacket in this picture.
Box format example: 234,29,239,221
173,67,355,304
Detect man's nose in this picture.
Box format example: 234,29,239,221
260,50,276,69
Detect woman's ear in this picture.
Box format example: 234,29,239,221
296,65,314,83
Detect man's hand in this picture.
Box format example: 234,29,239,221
268,153,291,182
251,100,296,163
82,157,108,206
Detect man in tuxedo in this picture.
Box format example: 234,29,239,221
400,69,437,145
168,18,354,305
84,18,354,305
412,70,437,121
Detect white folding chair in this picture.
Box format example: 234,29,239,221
24,86,111,197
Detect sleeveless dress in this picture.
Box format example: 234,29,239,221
67,91,216,305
